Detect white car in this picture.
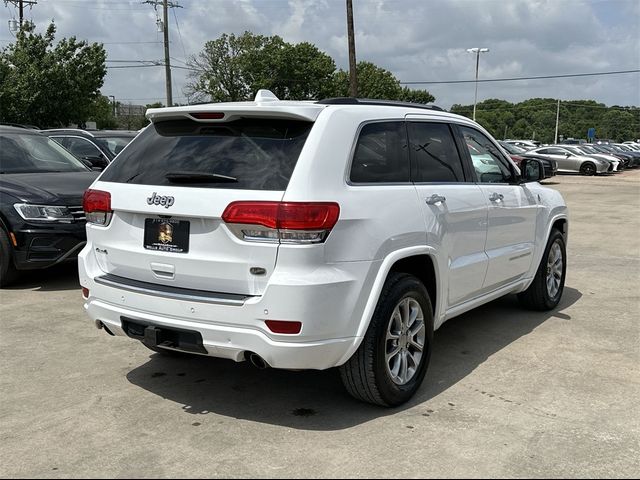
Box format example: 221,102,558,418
79,91,569,406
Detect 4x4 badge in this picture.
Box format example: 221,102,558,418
147,192,175,208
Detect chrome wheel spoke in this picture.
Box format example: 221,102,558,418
545,240,563,298
385,297,426,385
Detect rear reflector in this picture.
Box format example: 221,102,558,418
190,112,225,120
265,320,302,335
222,202,340,230
82,287,89,299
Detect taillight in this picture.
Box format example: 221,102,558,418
83,189,112,226
222,201,340,244
81,287,89,299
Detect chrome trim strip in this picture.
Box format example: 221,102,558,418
94,274,251,306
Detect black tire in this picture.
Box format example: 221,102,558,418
518,229,566,311
580,162,596,176
339,273,434,407
0,228,18,288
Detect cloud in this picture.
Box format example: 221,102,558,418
5,0,639,108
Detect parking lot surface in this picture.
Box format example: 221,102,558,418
1,171,639,478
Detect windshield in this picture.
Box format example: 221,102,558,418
95,136,135,157
0,132,89,174
500,142,525,154
100,118,313,190
579,146,597,154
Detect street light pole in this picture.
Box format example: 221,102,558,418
108,95,116,117
466,47,489,121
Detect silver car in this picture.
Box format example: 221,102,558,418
528,145,611,175
567,145,623,172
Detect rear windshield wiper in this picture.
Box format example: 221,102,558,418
165,171,238,183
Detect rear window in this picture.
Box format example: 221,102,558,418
99,118,313,190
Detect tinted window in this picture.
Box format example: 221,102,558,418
408,122,465,182
460,126,514,183
100,118,312,190
64,137,103,158
0,133,88,173
350,122,409,183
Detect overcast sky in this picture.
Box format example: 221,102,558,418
2,0,639,109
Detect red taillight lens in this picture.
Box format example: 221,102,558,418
222,202,280,229
83,189,112,225
277,203,340,230
222,202,340,230
81,287,89,298
265,320,302,335
83,189,111,212
190,112,225,120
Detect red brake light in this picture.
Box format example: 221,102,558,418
83,189,111,213
190,112,225,120
83,189,112,225
265,320,302,335
222,202,340,230
277,203,340,230
222,202,279,229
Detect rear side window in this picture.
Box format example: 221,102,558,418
99,118,313,190
350,122,409,183
408,122,465,182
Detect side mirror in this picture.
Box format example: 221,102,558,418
521,158,544,182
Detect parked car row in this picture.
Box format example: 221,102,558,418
0,126,138,286
501,140,640,176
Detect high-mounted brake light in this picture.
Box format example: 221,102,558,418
222,201,340,244
190,112,225,120
83,189,112,226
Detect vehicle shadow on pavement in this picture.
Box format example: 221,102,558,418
126,287,582,431
5,262,80,292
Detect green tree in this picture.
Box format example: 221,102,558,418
185,32,435,104
185,32,336,102
330,62,434,103
0,22,106,127
88,95,118,129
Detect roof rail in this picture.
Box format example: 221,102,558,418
317,97,444,111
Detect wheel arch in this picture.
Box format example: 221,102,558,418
335,246,440,366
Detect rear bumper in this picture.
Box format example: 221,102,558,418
78,246,376,370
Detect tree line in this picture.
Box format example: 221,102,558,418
451,98,640,143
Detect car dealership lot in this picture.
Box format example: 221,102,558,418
1,171,638,478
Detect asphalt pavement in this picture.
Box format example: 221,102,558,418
1,170,638,478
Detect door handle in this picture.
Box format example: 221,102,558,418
426,194,446,205
489,192,504,202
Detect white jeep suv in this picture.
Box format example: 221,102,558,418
79,91,568,406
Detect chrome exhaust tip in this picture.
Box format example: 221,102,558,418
247,352,269,369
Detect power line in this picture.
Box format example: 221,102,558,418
401,69,640,85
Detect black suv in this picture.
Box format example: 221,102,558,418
41,128,138,170
0,126,99,286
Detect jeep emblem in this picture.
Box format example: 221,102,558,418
147,192,175,208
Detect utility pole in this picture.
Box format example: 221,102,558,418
346,0,358,97
143,0,181,107
554,99,560,144
4,0,38,26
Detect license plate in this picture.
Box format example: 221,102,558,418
144,218,190,253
